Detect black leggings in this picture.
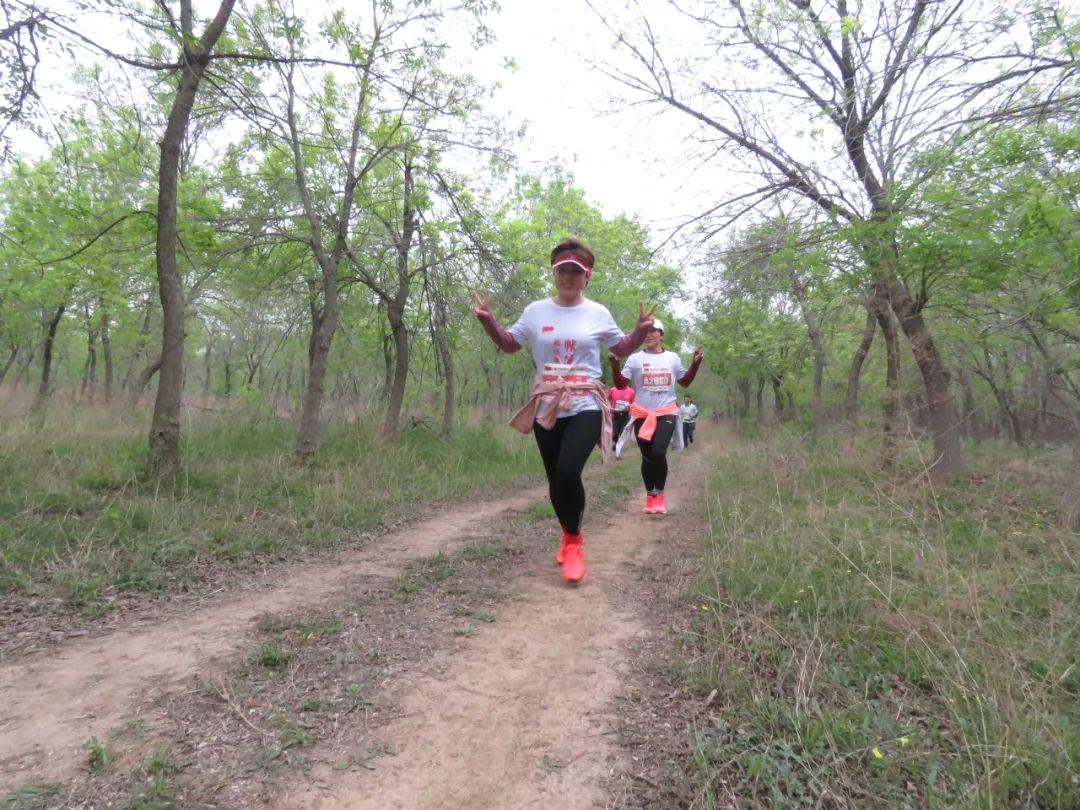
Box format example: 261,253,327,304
533,410,602,535
634,415,677,492
612,411,631,448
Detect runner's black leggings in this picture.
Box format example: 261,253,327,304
612,411,631,449
634,415,677,492
533,410,602,535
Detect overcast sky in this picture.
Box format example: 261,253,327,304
473,0,720,244
16,1,730,272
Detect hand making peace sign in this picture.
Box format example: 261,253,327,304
636,300,657,333
471,289,492,320
692,345,704,365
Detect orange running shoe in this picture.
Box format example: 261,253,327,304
560,534,586,583
554,530,573,565
643,494,656,514
653,493,668,514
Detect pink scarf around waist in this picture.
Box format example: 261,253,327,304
509,378,612,462
628,401,679,441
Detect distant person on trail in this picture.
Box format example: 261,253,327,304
473,238,655,583
679,394,699,446
608,384,635,453
609,319,703,515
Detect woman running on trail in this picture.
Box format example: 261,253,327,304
473,238,656,583
609,319,703,515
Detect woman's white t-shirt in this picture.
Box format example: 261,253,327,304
679,403,699,422
508,298,626,419
620,350,686,411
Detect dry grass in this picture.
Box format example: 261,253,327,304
0,405,539,619
683,432,1078,808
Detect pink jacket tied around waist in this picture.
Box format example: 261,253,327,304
627,401,679,441
509,378,613,462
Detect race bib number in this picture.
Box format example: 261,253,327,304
642,370,673,392
614,400,629,412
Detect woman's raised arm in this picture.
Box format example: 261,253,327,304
473,290,521,353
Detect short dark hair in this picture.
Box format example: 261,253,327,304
550,238,595,268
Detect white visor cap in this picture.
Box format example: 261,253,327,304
651,318,665,334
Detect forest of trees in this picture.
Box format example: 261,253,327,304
0,0,1076,515
0,3,1077,807
0,1,679,463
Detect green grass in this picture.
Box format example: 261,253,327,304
249,642,292,670
394,551,456,597
0,413,539,613
685,433,1078,808
0,784,61,809
462,539,511,560
83,736,111,774
131,745,181,807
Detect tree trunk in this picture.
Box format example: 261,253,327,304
886,279,962,476
382,159,417,441
843,306,876,455
737,378,751,417
81,309,98,401
136,358,163,398
1032,373,1049,444
791,277,826,443
100,304,114,403
289,43,369,458
1000,348,1025,444
959,369,979,443
810,354,824,438
123,301,153,395
755,377,764,425
0,344,19,385
245,353,259,386
432,298,455,437
384,301,410,439
32,304,65,422
297,294,338,459
148,0,236,480
771,374,783,419
202,334,213,397
13,342,35,388
873,291,900,471
380,316,393,403
980,347,1023,444
491,352,504,417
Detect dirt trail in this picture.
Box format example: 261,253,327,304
277,447,707,809
0,486,545,793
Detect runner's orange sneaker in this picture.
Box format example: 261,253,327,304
560,534,586,583
643,494,656,514
554,530,573,565
653,493,667,514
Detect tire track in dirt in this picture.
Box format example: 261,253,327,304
0,486,546,793
276,445,709,809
